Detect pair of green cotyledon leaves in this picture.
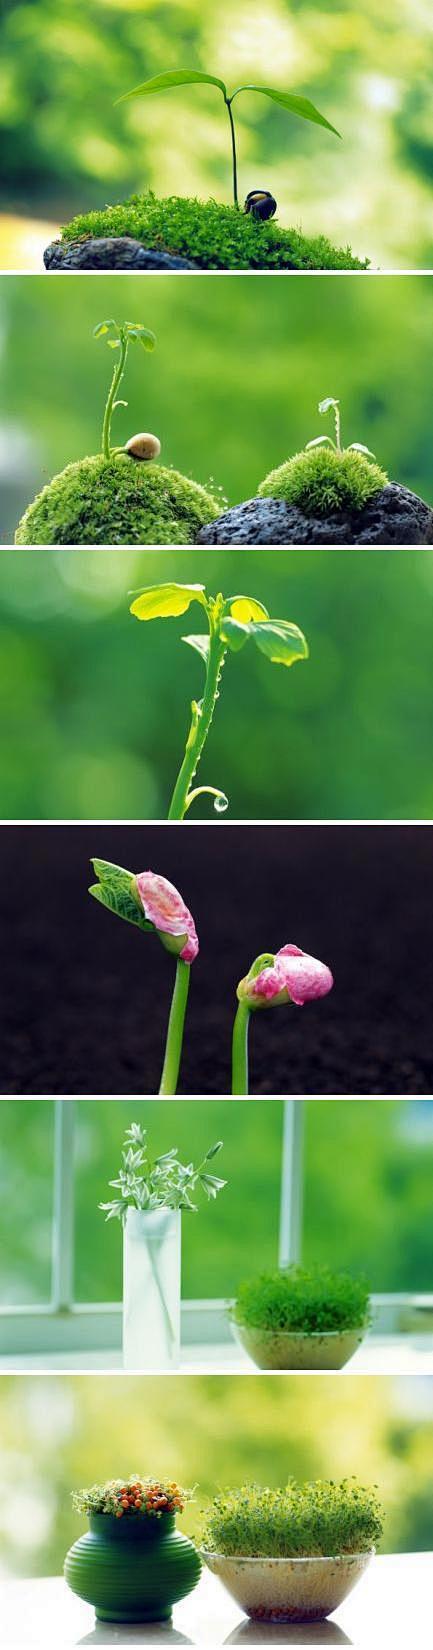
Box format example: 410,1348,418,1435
128,581,309,670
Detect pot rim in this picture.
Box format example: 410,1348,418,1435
200,1548,375,1566
233,1322,367,1340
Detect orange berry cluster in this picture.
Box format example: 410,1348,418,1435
114,1478,185,1518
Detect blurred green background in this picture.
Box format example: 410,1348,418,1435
1,0,433,268
0,1372,432,1574
1,275,433,549
2,1099,432,1303
0,545,433,818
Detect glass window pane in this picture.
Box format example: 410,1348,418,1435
302,1100,433,1290
0,1101,54,1303
74,1100,283,1302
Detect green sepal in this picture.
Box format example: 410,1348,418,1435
89,858,152,934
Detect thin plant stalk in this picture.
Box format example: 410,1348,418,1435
168,627,226,820
102,332,128,458
232,999,251,1095
225,95,239,208
159,957,191,1095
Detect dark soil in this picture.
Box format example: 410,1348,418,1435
197,484,433,545
0,825,432,1096
44,237,198,271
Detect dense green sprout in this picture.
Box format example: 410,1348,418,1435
15,454,220,546
59,193,367,272
201,1480,383,1558
232,1265,371,1334
259,445,387,516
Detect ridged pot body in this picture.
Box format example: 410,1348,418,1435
64,1512,201,1622
234,1321,365,1370
201,1550,372,1623
123,1206,181,1372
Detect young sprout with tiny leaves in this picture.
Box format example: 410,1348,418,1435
117,69,340,212
259,395,388,519
15,320,219,546
129,583,309,819
88,861,198,1095
232,943,334,1095
99,1121,226,1223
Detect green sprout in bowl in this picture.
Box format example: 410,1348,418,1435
200,1480,384,1559
117,69,340,213
15,320,220,546
259,396,388,518
232,1266,371,1338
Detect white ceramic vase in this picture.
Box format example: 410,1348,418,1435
123,1207,181,1372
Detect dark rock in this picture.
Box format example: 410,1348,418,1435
44,236,198,271
196,483,433,545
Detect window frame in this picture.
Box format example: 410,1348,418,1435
1,1100,432,1356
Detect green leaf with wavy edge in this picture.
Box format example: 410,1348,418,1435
232,84,341,138
252,620,309,668
117,70,227,107
89,858,152,933
129,582,207,621
182,632,210,666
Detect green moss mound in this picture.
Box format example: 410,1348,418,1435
259,444,388,517
60,192,368,272
15,453,220,546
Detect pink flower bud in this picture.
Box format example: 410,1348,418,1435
135,871,198,964
238,943,333,1009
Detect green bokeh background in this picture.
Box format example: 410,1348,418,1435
0,544,433,818
1,0,433,268
0,1372,432,1574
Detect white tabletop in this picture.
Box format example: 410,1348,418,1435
0,1553,431,1649
1,1336,433,1375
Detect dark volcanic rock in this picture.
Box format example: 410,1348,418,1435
44,236,198,271
197,483,433,545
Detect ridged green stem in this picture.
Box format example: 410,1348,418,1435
168,629,226,820
232,1000,250,1095
159,958,190,1095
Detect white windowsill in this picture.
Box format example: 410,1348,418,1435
1,1333,433,1374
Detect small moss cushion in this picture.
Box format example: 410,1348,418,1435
259,445,388,518
15,454,220,545
59,193,367,273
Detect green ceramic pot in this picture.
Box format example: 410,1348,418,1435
64,1511,201,1622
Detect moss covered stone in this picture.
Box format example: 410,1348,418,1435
15,453,220,546
259,445,387,517
59,192,367,273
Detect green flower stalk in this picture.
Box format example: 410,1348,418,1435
88,859,199,1095
129,582,309,820
232,943,334,1095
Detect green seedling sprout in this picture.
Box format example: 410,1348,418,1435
129,583,309,819
93,318,157,460
117,70,340,211
306,396,378,461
